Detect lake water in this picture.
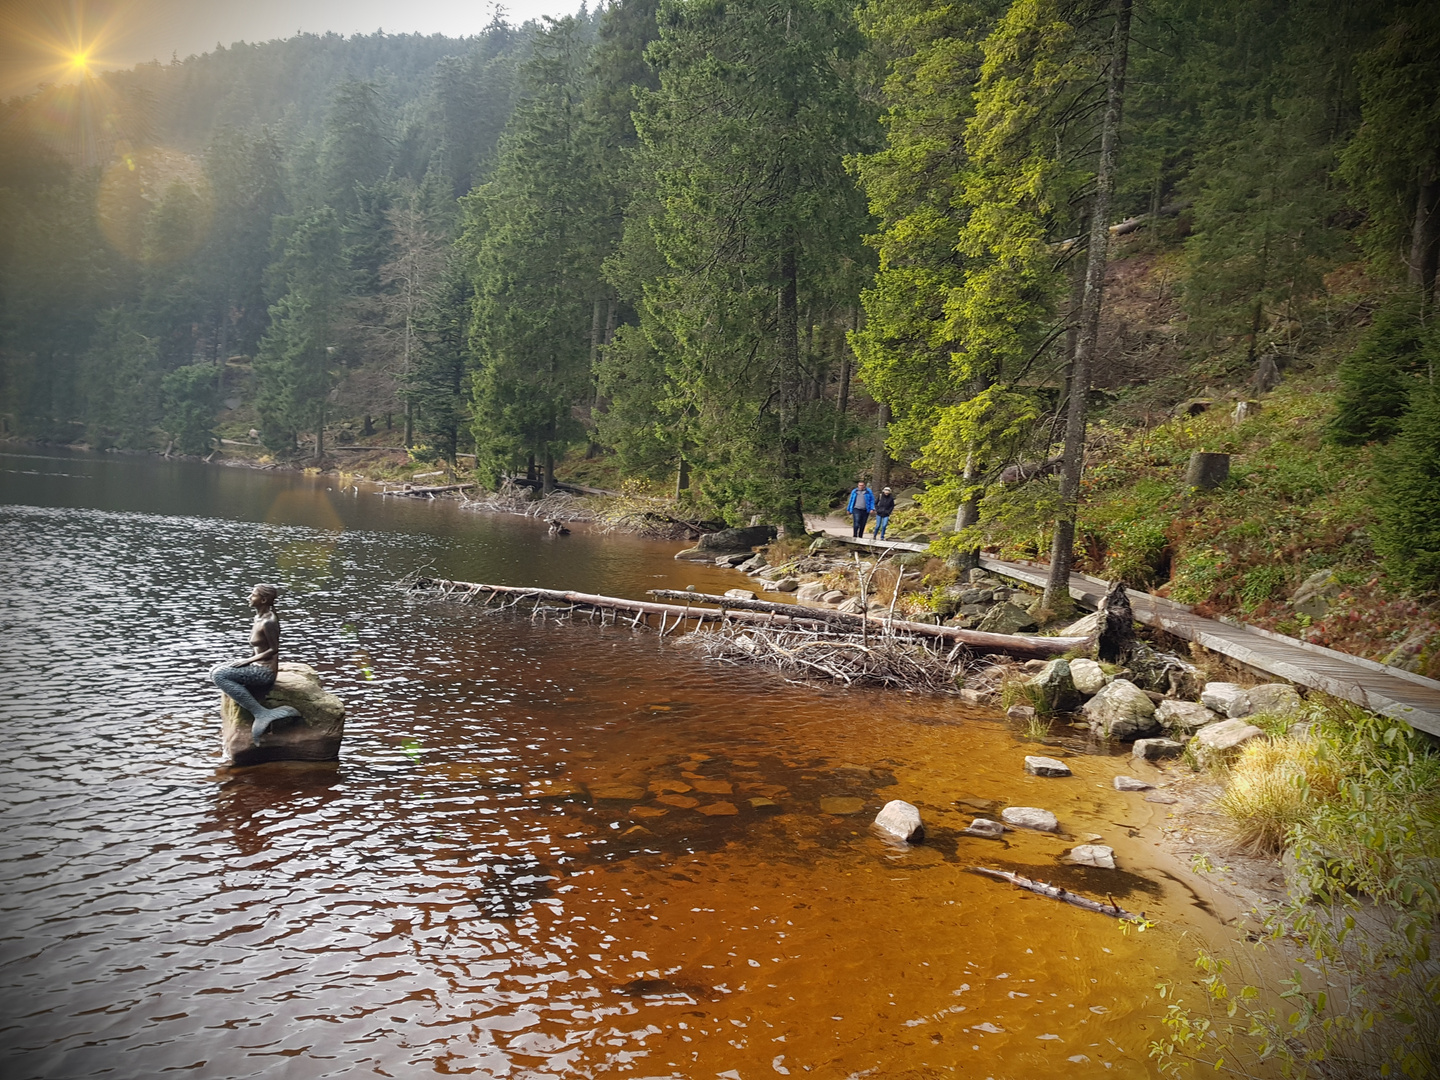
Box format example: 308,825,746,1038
0,449,1227,1079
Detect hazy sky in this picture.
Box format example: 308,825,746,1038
1,0,586,97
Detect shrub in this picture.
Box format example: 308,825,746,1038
1328,294,1437,446
1372,380,1440,592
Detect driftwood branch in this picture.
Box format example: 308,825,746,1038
970,866,1142,921
648,589,1086,660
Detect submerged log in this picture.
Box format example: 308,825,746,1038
970,866,1142,921
383,483,476,497
649,588,1085,660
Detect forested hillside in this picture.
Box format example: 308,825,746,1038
2,0,1438,626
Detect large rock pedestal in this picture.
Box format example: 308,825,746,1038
220,662,345,767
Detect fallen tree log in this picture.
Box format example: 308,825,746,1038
505,475,623,497
970,867,1142,921
383,483,476,497
649,589,1086,660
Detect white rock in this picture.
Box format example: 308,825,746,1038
1113,775,1153,791
1200,682,1253,718
1068,844,1116,869
1024,755,1072,777
1001,806,1059,832
1192,718,1266,764
874,800,925,842
1069,658,1107,696
1060,611,1103,637
723,588,758,601
795,582,827,602
1155,699,1219,733
963,817,1008,838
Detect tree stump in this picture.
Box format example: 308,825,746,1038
1184,451,1230,491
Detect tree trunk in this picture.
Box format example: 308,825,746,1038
778,240,804,531
1409,167,1440,301
363,413,375,437
950,449,981,572
1184,451,1230,490
543,450,555,494
873,402,892,490
675,455,690,497
403,400,413,448
527,454,537,482
315,405,326,460
1043,0,1131,611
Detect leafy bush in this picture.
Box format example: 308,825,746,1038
1154,701,1440,1079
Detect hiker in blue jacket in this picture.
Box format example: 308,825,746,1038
846,480,874,537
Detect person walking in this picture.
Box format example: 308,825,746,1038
872,486,895,540
846,480,874,538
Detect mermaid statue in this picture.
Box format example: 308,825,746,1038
210,584,301,745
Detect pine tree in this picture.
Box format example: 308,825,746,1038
614,0,873,526
254,209,346,456
465,16,607,490
1373,378,1440,591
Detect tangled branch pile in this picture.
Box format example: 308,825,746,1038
461,480,597,522
681,622,970,691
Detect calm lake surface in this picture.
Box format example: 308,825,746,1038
1,449,1226,1079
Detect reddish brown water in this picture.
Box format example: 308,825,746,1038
0,450,1230,1078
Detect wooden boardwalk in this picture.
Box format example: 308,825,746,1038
805,517,1440,736
978,556,1440,738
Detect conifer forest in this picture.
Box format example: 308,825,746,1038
2,0,1439,617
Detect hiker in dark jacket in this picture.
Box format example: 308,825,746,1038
872,487,896,540
846,481,874,537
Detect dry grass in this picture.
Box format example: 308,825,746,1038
1215,735,1342,855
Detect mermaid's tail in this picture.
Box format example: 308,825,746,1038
251,705,302,745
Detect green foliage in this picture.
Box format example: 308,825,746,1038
1153,702,1440,1079
1372,379,1440,592
466,16,607,484
160,364,220,455
1329,293,1440,446
81,309,161,450
254,208,346,454
609,0,875,526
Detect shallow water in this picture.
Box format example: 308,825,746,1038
1,450,1221,1078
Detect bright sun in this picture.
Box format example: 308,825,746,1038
68,50,92,76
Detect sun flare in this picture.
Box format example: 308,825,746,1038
68,50,93,77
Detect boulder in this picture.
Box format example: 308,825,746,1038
836,597,865,615
1000,806,1059,832
1069,658,1107,696
1007,704,1036,722
1291,568,1339,619
1192,718,1266,765
1132,737,1184,761
1113,775,1153,791
1024,755,1072,778
1382,629,1434,673
1027,658,1083,713
673,547,715,561
1246,683,1303,716
977,602,1039,635
1155,699,1219,734
775,578,800,593
795,582,827,602
723,588,758,601
874,800,925,843
697,525,777,553
820,590,846,604
1081,678,1159,741
220,662,345,767
1068,844,1116,869
715,552,752,567
1200,682,1252,718
1127,644,1206,699
1059,611,1104,638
